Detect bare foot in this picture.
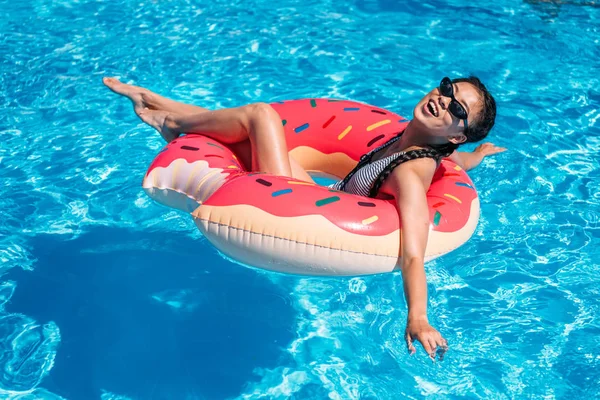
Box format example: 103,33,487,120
103,77,160,117
137,108,179,143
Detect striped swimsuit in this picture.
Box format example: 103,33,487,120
329,135,406,197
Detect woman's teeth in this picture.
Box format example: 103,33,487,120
427,100,438,117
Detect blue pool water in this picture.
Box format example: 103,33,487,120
1,0,600,398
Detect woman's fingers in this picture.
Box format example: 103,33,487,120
436,336,449,361
427,337,438,360
405,323,449,361
486,146,507,155
418,335,435,357
405,332,417,355
476,143,507,156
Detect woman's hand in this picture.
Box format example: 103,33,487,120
449,142,507,170
405,317,448,361
473,142,507,157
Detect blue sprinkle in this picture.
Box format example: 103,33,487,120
272,188,293,197
343,107,360,112
294,123,309,133
398,119,409,123
276,101,285,104
455,182,474,189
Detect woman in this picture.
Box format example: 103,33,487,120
104,76,505,360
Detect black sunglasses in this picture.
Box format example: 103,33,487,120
440,77,469,131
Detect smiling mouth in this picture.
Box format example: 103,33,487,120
427,99,439,117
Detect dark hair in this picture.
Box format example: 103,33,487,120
367,77,496,197
430,76,497,157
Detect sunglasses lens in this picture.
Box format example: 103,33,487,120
440,77,453,96
449,101,468,120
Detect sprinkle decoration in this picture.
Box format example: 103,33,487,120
287,181,315,186
315,196,341,207
433,211,442,226
367,134,385,147
256,178,272,187
362,215,379,225
206,142,224,150
322,115,336,128
444,193,462,204
310,99,317,108
294,123,310,133
272,189,293,197
455,182,474,189
181,145,199,151
366,119,391,131
282,119,287,126
344,107,360,112
358,201,376,207
337,125,352,140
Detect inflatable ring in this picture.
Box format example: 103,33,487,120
142,99,480,275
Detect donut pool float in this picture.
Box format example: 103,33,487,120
142,99,480,276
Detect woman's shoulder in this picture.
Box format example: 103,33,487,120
390,150,438,187
376,150,438,198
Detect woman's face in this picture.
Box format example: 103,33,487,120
412,80,483,144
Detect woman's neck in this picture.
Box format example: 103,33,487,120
396,121,429,150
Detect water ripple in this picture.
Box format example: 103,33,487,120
2,0,600,398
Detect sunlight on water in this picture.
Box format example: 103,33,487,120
1,0,599,398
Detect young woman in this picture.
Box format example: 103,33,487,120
104,76,505,360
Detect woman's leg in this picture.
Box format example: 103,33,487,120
162,103,294,176
103,77,209,115
104,78,313,181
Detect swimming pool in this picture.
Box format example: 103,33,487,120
1,0,599,398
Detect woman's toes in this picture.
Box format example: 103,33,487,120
103,77,144,99
102,77,123,92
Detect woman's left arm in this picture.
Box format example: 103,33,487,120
449,143,507,171
382,159,448,360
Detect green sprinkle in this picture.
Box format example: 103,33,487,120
282,119,287,126
310,99,317,108
207,142,224,150
315,196,340,207
434,211,442,226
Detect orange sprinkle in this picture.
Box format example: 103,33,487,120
362,215,379,225
454,165,462,171
444,193,462,204
366,119,391,131
337,125,352,140
287,181,315,186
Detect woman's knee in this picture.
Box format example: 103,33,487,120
244,102,281,139
246,102,276,121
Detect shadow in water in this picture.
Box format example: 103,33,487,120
6,227,295,400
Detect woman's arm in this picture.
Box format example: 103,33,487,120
381,159,448,360
448,143,507,171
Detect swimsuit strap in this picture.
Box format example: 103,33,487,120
368,148,442,198
337,131,404,193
